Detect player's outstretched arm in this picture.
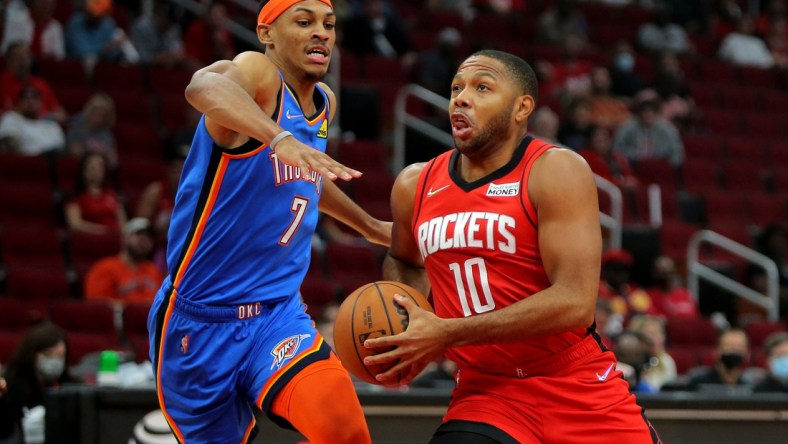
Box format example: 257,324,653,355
185,51,360,181
319,180,392,247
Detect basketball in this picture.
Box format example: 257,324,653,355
332,281,433,385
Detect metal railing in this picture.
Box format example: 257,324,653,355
393,84,624,248
594,175,623,249
687,229,780,320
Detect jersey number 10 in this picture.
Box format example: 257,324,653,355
449,258,496,317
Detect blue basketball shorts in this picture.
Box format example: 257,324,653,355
147,286,332,443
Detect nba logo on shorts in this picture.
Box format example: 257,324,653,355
270,334,310,370
180,335,189,354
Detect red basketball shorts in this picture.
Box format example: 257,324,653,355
444,336,661,444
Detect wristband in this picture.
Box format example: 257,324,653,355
269,130,293,151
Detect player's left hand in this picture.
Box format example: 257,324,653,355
274,136,361,181
363,294,449,386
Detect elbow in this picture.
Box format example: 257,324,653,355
184,70,211,107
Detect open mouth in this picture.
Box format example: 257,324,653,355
306,46,329,64
451,113,472,139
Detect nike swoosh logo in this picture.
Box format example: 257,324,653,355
286,109,302,120
427,185,450,197
596,363,615,381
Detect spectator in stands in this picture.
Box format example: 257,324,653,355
608,41,643,98
649,52,697,127
754,331,788,392
342,0,414,61
612,330,658,393
0,0,65,60
129,2,185,67
599,248,655,319
84,217,163,305
595,297,621,350
765,15,788,68
65,0,136,64
629,315,677,390
135,151,185,273
537,0,588,48
557,97,594,151
0,322,72,443
755,0,787,35
66,93,118,169
718,14,775,68
0,85,65,155
647,255,700,319
588,66,631,130
527,106,562,146
64,152,126,235
637,4,690,56
746,224,788,319
0,41,66,123
580,126,638,190
182,1,235,68
417,27,462,96
686,328,753,390
709,0,743,42
613,95,685,167
539,34,593,100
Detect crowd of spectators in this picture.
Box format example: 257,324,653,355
0,0,787,402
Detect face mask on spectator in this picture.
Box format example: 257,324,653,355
37,356,65,381
719,353,745,370
771,356,788,380
615,53,634,72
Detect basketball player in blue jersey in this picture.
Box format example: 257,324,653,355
147,1,384,442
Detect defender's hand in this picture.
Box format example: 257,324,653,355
274,136,361,181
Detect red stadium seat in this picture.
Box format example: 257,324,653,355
51,300,119,346
725,137,769,166
0,182,58,228
1,224,66,269
666,316,718,348
682,160,722,193
660,220,700,263
746,320,788,349
93,62,146,94
747,194,787,227
0,332,23,365
4,265,71,301
743,113,785,137
722,162,767,192
0,298,30,332
65,333,115,367
337,140,389,174
683,135,723,161
666,346,701,375
122,303,152,363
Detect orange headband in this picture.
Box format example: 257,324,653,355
258,0,333,25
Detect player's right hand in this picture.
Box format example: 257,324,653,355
274,136,361,181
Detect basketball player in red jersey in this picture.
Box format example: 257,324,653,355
365,50,661,444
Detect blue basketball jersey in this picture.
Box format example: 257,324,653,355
164,73,330,305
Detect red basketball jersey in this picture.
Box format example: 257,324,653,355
412,136,589,370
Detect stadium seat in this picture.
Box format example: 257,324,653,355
666,316,718,348
683,134,723,161
682,160,721,193
0,224,66,269
703,191,747,225
746,320,788,349
0,153,51,184
747,194,787,227
659,220,699,263
337,140,389,174
666,346,702,375
0,298,30,332
0,332,23,365
722,162,767,192
65,333,115,367
122,303,152,363
324,243,383,292
93,62,146,94
743,113,785,137
4,265,71,302
51,300,119,346
725,137,769,166
0,182,58,228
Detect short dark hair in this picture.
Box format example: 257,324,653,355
764,331,788,358
467,49,538,102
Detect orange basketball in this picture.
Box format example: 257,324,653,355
332,281,433,385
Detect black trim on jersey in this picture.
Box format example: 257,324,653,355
517,152,538,230
152,285,175,374
642,410,662,443
448,136,531,192
215,84,283,155
432,420,519,444
169,148,224,281
413,158,438,228
587,321,608,351
261,341,333,428
283,80,326,121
